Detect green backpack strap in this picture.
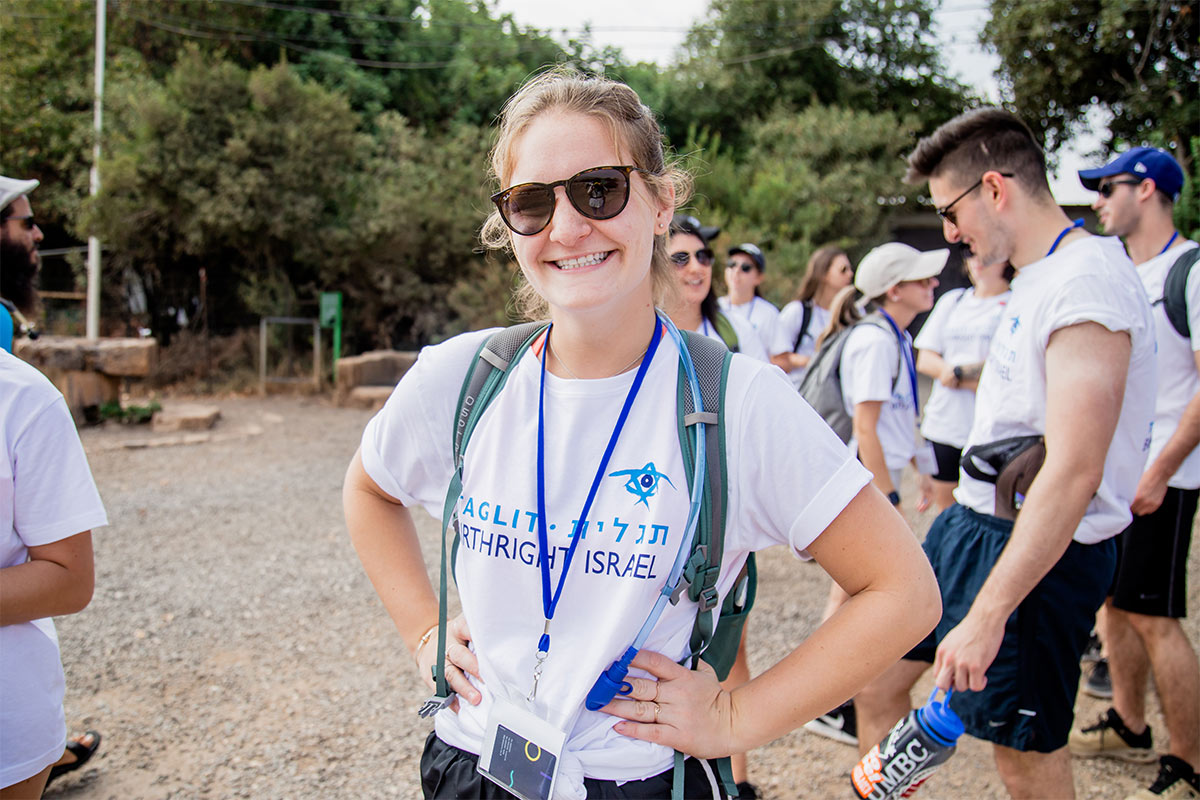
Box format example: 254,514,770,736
673,330,745,800
711,311,741,353
422,321,547,712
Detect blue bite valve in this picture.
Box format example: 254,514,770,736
585,646,639,711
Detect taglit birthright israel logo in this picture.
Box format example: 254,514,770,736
608,462,676,507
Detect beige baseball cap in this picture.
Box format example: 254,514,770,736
854,242,948,299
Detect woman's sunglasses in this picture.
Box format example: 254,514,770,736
726,262,756,273
491,165,651,236
670,248,714,267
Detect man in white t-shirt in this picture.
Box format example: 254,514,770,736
718,243,779,356
855,108,1156,800
1067,147,1200,800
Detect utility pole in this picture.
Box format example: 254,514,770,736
86,0,105,339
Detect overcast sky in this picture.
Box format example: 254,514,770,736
491,0,1099,204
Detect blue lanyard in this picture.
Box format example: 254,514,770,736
1160,231,1179,256
876,308,920,416
1048,218,1085,257
534,320,664,660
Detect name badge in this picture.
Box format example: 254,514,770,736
477,697,567,800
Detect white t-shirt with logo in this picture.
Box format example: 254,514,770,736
1,351,108,787
955,235,1156,543
718,295,779,357
1139,239,1200,489
772,301,832,389
914,288,1011,449
840,322,918,471
694,312,770,362
360,324,869,786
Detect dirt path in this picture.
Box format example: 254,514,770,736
45,395,1195,799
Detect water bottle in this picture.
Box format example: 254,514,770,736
850,688,964,799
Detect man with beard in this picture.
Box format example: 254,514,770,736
0,175,44,352
853,109,1157,799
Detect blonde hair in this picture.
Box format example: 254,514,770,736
814,285,864,350
480,67,692,319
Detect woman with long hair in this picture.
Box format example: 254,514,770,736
343,69,938,799
770,246,855,388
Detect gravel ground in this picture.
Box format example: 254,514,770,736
44,394,1197,800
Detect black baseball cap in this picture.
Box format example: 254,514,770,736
728,243,765,271
670,213,720,244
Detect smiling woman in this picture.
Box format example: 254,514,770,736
343,67,941,800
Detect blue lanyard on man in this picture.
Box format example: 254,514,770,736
1047,218,1085,257
529,319,664,700
876,308,920,417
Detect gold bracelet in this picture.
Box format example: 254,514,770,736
413,623,439,662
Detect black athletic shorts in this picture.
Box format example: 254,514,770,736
420,732,729,799
905,504,1116,752
928,440,963,483
1110,486,1198,618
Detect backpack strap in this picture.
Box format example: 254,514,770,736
423,321,547,712
711,311,741,353
673,329,739,800
1160,246,1200,339
793,300,814,353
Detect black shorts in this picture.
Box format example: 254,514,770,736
928,440,963,483
906,504,1116,752
420,732,728,799
1110,486,1198,618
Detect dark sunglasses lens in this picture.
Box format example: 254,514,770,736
1098,184,1115,197
502,185,555,234
566,168,629,220
669,251,690,267
696,249,714,266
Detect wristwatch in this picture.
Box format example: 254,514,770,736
953,365,964,384
887,490,901,506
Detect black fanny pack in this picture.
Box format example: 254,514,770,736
961,435,1046,522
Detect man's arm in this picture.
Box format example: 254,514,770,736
933,321,1131,691
1131,349,1200,515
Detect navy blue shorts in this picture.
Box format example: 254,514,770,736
906,504,1116,752
1110,486,1197,618
420,732,728,799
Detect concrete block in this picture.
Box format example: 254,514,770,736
14,336,86,371
344,385,394,411
89,338,158,377
335,351,416,396
152,404,221,433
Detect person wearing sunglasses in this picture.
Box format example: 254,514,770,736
718,244,779,356
770,246,855,389
854,108,1157,800
1068,148,1200,800
343,68,938,800
0,175,45,354
663,214,768,364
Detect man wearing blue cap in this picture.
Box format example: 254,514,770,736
1069,147,1200,800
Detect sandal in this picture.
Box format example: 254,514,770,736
45,730,101,787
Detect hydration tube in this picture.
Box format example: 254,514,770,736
585,311,709,711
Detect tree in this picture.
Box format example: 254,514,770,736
683,105,922,305
658,0,968,148
983,0,1198,167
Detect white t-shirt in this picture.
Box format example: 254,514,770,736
1139,239,1200,489
360,323,869,787
840,322,918,471
694,312,770,362
914,288,1012,449
718,295,779,356
772,300,832,389
955,235,1157,543
0,351,108,787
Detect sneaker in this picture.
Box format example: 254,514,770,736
1085,658,1114,699
803,699,857,746
1069,707,1155,763
1125,755,1200,799
1082,630,1103,664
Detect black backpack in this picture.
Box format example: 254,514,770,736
1160,246,1200,339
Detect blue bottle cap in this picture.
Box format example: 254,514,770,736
918,687,965,746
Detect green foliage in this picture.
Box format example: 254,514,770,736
983,0,1198,165
99,398,161,423
683,106,921,305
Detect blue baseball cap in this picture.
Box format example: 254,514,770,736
1078,147,1184,202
